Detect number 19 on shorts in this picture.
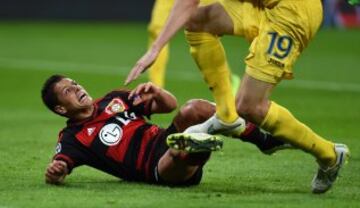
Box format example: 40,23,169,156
267,32,293,59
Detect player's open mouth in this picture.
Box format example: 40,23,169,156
79,93,87,103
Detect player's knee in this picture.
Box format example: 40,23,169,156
236,102,253,120
174,99,215,131
185,3,233,35
178,99,214,124
185,4,213,32
185,19,203,32
183,99,214,121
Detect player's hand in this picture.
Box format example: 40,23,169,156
45,160,68,185
124,48,160,86
128,82,160,106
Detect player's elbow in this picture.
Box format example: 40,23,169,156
161,93,178,113
168,97,178,112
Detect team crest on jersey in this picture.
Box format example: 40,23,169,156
99,123,123,146
105,98,126,115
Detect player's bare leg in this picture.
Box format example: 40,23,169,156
236,73,349,193
157,146,212,184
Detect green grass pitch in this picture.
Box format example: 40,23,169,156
0,22,359,207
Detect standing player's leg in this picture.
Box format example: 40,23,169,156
148,0,240,90
236,0,349,193
148,0,174,87
182,0,264,134
183,3,245,134
198,0,242,96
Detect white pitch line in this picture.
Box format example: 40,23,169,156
0,57,127,75
1,57,360,93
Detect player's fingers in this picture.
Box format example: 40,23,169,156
144,82,152,93
54,163,66,173
45,172,54,182
133,93,153,105
124,71,134,86
45,172,60,183
137,94,152,104
125,65,140,85
125,50,155,86
45,171,55,179
51,165,63,174
132,62,147,80
135,83,146,95
125,65,142,85
47,162,57,172
129,85,142,100
47,167,55,175
132,95,141,105
128,88,136,99
50,161,66,174
56,160,67,169
56,160,66,165
132,98,142,106
129,83,144,99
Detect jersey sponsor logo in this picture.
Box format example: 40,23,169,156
87,127,96,136
55,143,62,154
268,57,285,68
99,123,123,146
105,98,126,115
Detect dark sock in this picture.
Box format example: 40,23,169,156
238,123,285,152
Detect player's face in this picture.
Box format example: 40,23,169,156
53,78,93,115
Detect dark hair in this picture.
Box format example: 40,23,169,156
41,74,66,114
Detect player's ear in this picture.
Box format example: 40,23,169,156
54,105,67,115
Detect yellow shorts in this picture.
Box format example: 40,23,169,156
219,0,323,84
200,0,218,5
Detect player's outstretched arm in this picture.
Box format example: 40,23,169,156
129,82,177,114
45,160,68,185
124,0,200,85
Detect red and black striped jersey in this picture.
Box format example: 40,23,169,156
53,90,166,182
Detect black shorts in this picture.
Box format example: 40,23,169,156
146,124,203,186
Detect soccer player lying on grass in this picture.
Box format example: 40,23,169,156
41,75,287,186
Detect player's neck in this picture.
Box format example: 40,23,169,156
72,105,95,122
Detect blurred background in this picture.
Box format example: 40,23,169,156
0,0,359,27
0,1,360,208
0,0,154,21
